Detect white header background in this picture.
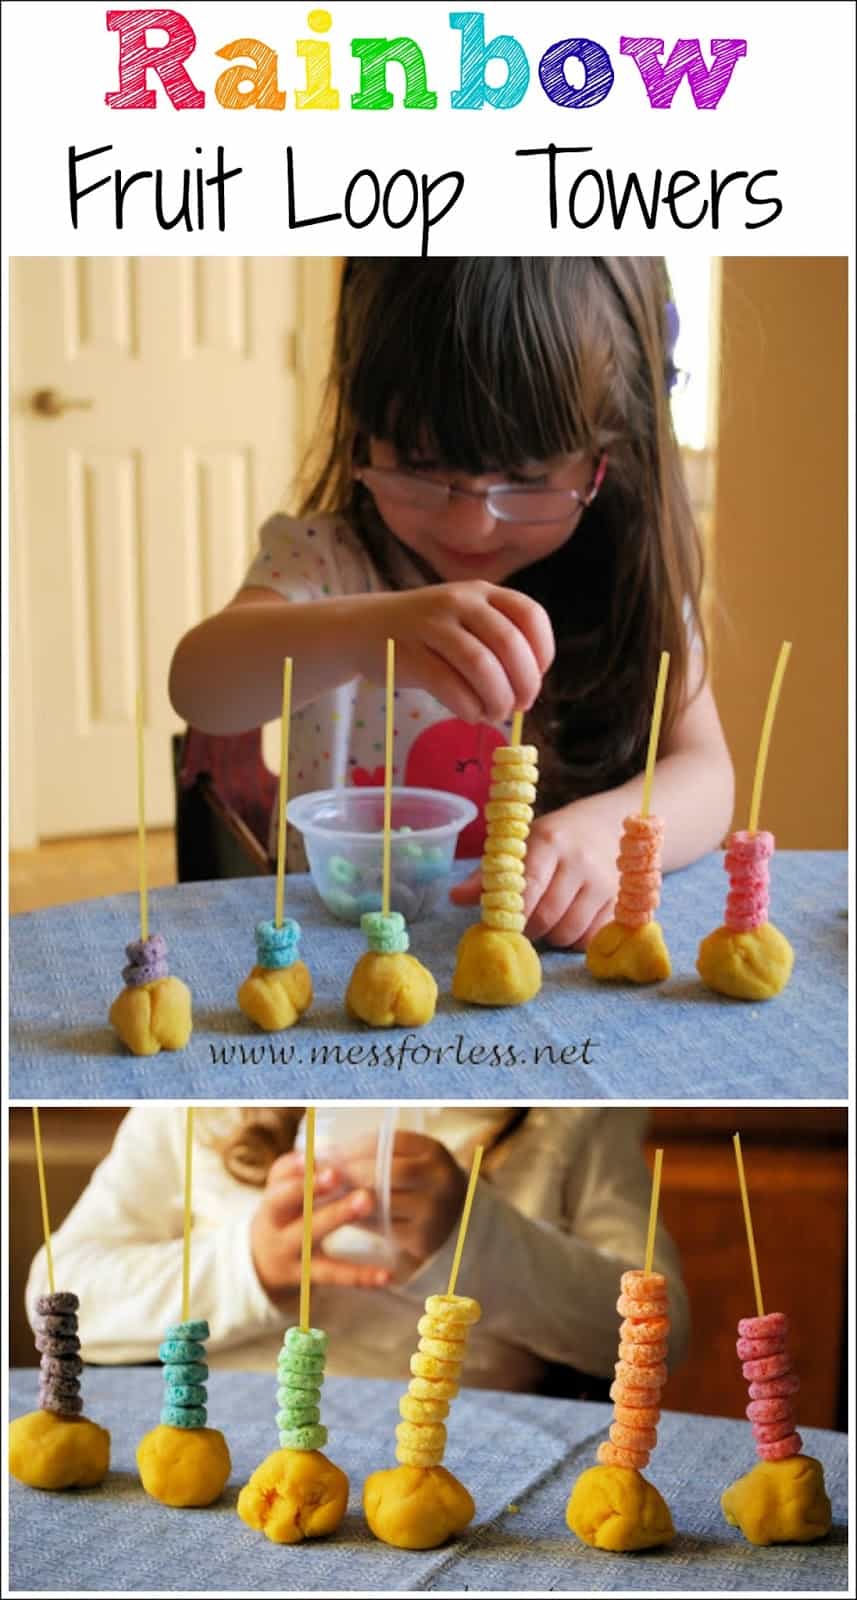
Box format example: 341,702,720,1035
1,0,855,254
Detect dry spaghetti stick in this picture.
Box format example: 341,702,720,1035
181,1108,194,1322
643,1147,664,1275
447,1145,484,1297
32,1108,55,1296
748,642,792,836
640,653,670,819
733,1132,765,1319
299,1108,316,1332
381,639,395,916
135,689,149,943
274,658,293,931
510,711,524,748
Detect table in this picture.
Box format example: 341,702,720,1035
9,1371,847,1593
9,854,847,1101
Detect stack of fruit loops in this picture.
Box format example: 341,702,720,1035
238,1109,349,1544
110,690,192,1055
9,1109,110,1491
137,1109,231,1507
452,711,542,1005
720,1134,831,1546
567,1149,676,1552
364,1146,484,1550
239,657,313,1031
698,642,795,999
346,639,437,1026
587,652,672,984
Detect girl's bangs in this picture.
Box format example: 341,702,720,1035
347,262,594,472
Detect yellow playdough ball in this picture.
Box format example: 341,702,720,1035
346,951,437,1028
696,922,794,1000
586,920,671,985
9,1409,110,1490
237,1448,349,1543
137,1423,231,1508
566,1464,674,1552
364,1463,475,1550
110,976,193,1055
452,922,541,1007
721,1455,831,1546
238,961,313,1031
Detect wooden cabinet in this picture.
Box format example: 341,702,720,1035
648,1109,846,1429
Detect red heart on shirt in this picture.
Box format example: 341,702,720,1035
351,765,386,787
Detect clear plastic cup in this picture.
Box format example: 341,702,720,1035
287,786,477,925
296,1108,425,1268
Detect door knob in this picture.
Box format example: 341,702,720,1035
32,388,94,418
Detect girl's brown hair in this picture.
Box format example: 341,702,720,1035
299,258,705,811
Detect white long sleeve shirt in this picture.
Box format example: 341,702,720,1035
25,1107,689,1391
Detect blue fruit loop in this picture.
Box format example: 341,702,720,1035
159,1320,211,1429
255,918,301,969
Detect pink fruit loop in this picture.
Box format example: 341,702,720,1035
615,816,664,929
736,1311,802,1462
723,830,774,933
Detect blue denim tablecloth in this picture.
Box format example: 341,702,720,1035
9,854,847,1101
9,1371,847,1593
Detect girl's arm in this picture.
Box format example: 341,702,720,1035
169,579,553,736
25,1110,282,1364
168,587,385,734
398,1110,690,1379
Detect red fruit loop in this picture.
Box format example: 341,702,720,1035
737,1311,801,1461
724,830,774,933
615,815,664,929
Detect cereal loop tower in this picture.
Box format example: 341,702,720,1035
720,1136,831,1545
567,1152,675,1552
9,1111,110,1491
452,715,542,1006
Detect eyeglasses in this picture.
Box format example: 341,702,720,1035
354,455,607,526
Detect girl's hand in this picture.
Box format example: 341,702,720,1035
250,1152,392,1305
386,1132,469,1270
451,810,618,950
333,1131,469,1271
359,584,555,724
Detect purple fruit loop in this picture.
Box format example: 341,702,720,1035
35,1295,85,1419
122,933,169,988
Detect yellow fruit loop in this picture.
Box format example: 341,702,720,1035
477,747,539,934
396,1296,481,1467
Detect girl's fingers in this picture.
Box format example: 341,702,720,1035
266,1177,314,1226
544,886,613,950
449,868,481,905
429,619,517,722
401,645,486,723
267,1152,340,1189
486,587,556,676
310,1188,375,1242
520,836,561,921
310,1259,392,1289
457,599,544,712
525,858,585,943
568,899,616,953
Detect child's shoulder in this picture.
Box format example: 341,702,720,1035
250,510,380,595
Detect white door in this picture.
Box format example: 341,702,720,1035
11,256,338,842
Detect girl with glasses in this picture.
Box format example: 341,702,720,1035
170,259,733,949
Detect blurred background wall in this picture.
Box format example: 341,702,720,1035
9,1106,847,1429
